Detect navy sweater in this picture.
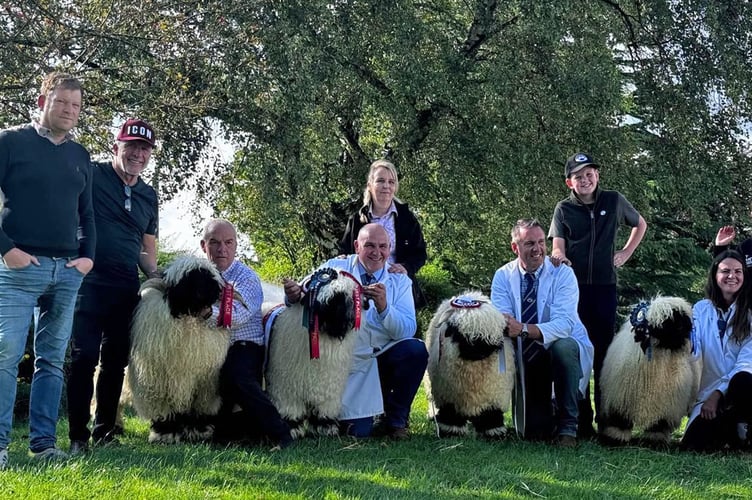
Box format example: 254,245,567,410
0,124,95,258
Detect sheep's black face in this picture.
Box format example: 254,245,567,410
649,310,692,352
165,268,223,318
315,285,355,341
445,322,500,361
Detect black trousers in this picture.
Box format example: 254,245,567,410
217,342,291,445
67,282,139,442
577,283,617,429
682,371,752,452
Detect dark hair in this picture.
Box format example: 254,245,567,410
706,249,751,342
40,72,83,99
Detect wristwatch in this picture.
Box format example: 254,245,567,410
520,323,529,339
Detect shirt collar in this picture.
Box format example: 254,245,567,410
32,120,74,144
220,259,239,277
517,262,542,280
369,201,397,219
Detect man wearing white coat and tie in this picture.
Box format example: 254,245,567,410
491,219,594,446
283,223,427,439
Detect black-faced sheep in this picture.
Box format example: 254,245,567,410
424,291,515,438
599,296,701,445
127,255,229,443
264,267,361,439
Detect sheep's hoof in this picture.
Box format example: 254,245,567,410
183,424,214,442
149,430,180,444
314,424,339,437
290,426,307,440
481,426,508,440
599,426,631,446
437,423,468,438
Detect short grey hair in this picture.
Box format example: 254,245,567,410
511,218,544,243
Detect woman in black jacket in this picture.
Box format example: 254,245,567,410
339,160,427,308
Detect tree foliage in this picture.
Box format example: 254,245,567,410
3,1,752,302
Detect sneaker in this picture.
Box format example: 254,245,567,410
69,440,89,456
0,448,7,470
29,447,68,462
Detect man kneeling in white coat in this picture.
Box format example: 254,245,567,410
491,218,594,446
283,224,428,439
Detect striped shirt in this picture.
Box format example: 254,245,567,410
216,259,264,344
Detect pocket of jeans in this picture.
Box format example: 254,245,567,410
68,264,87,277
6,262,33,271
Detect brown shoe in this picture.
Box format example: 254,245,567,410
387,427,410,440
556,435,577,448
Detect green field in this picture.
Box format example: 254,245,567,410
3,389,751,499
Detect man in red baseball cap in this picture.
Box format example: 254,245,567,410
67,118,159,454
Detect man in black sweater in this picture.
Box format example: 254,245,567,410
0,72,95,468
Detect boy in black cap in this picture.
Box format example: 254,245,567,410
548,152,647,437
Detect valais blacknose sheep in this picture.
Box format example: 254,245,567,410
127,255,229,443
600,296,700,445
264,268,362,439
424,291,515,438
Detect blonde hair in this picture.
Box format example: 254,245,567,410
361,159,401,211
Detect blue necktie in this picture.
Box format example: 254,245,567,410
362,273,376,285
521,273,544,363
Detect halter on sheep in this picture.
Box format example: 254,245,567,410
264,268,363,439
424,291,515,438
127,255,230,444
599,296,700,446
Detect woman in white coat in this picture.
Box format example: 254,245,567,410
682,249,752,452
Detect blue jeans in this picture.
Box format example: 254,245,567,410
0,257,84,451
550,337,581,437
376,338,428,429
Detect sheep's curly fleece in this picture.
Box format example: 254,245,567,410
600,295,701,443
425,291,514,422
127,256,231,422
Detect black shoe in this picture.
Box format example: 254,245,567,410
93,434,121,448
69,440,89,456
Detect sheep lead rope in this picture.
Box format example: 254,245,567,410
217,283,234,328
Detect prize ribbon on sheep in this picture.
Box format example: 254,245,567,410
217,283,234,328
630,300,653,360
339,271,362,330
305,267,338,359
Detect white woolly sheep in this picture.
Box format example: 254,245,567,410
127,254,229,444
424,291,514,438
600,295,700,445
264,267,361,439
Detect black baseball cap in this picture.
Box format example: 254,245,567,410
565,153,599,177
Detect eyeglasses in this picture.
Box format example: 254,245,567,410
124,184,132,212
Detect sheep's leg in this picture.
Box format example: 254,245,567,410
598,411,633,445
310,414,339,437
435,404,468,437
181,412,215,442
470,407,507,439
285,417,307,439
149,414,182,444
642,419,672,447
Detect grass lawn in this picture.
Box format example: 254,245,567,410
2,390,752,499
